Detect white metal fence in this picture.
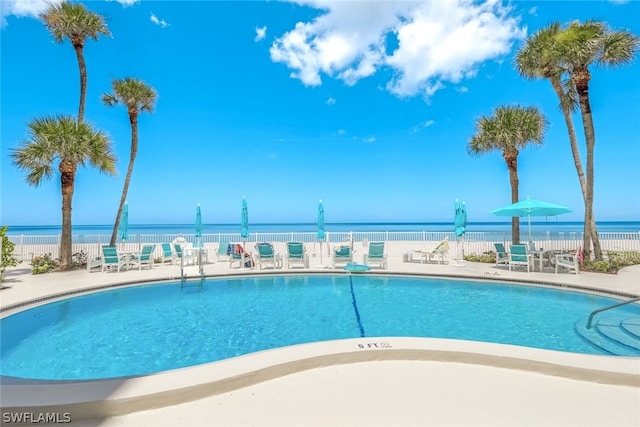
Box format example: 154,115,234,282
6,231,640,263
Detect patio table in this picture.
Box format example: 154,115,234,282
119,250,140,270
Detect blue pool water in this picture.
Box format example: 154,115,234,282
1,275,638,380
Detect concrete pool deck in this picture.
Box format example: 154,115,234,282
1,257,639,426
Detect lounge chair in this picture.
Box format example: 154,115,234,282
161,243,174,264
286,242,309,269
101,245,126,273
555,249,580,274
255,243,282,269
409,237,450,264
286,242,308,268
430,237,450,264
509,244,533,272
228,243,254,268
364,241,387,269
332,245,353,269
130,244,156,270
494,243,509,267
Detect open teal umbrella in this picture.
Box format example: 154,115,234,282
317,200,325,266
490,197,572,241
118,202,129,241
195,203,202,247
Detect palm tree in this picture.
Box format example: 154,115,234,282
514,22,603,259
468,106,548,244
102,78,158,246
40,1,111,122
10,116,116,270
552,20,639,259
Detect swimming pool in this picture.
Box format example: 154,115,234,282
2,274,639,380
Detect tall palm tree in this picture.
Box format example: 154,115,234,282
514,22,603,259
552,20,639,259
40,1,111,122
102,78,158,246
468,106,548,244
10,116,116,270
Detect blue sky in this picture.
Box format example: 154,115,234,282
1,0,639,226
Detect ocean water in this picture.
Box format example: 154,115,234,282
4,221,640,236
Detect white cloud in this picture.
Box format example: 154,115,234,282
457,86,469,93
1,0,139,26
150,13,169,28
113,0,139,5
270,0,524,99
528,6,537,16
608,0,630,4
363,136,376,143
410,119,435,133
255,26,267,41
326,97,336,105
337,129,346,135
1,0,63,26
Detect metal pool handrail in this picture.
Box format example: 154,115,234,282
586,296,640,329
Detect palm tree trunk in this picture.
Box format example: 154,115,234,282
73,42,87,122
109,113,139,246
550,78,601,257
505,154,520,244
59,160,76,270
574,72,603,260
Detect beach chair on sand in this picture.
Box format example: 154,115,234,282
494,243,509,267
255,243,282,269
332,245,353,269
101,245,126,273
286,242,309,269
364,241,387,269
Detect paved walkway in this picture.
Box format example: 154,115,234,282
1,257,639,426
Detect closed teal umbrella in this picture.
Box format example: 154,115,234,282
240,197,249,268
317,200,325,266
454,200,467,262
195,203,202,247
454,200,467,238
241,197,249,239
118,202,129,241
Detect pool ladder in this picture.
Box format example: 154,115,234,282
180,250,205,289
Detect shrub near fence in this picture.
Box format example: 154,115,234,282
6,231,640,263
